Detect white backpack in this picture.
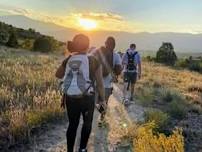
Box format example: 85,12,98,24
62,54,94,98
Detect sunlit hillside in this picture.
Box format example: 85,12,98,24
0,47,201,151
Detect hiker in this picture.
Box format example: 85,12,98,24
55,34,106,152
122,43,141,104
92,37,122,124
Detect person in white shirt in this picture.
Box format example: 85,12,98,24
92,37,122,124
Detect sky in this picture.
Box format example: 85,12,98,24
0,0,202,33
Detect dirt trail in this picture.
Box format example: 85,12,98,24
12,84,145,152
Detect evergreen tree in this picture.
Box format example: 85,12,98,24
156,42,177,66
6,32,18,48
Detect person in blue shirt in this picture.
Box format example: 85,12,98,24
122,44,142,103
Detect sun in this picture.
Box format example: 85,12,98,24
78,18,97,30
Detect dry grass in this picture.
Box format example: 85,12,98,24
136,61,202,108
0,51,63,147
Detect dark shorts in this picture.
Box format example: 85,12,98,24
105,88,113,102
124,72,137,84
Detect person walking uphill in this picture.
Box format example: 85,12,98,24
55,34,106,152
122,43,141,104
92,37,122,124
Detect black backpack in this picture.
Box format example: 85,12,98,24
126,52,138,71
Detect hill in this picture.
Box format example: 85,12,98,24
0,15,202,52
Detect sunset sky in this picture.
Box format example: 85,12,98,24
0,0,202,33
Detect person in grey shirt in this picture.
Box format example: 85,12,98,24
122,44,141,103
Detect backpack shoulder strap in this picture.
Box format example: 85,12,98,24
132,51,138,57
62,55,72,68
134,51,138,56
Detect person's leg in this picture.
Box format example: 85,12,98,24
80,96,95,150
66,97,81,152
100,88,112,121
123,72,129,100
130,72,137,101
105,88,113,104
130,83,135,100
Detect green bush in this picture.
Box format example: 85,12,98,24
33,36,59,52
188,62,202,72
175,59,189,68
21,39,33,50
167,100,187,119
145,109,170,131
159,88,184,103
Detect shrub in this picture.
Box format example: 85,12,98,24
133,122,184,152
136,87,155,106
33,36,59,52
21,39,33,50
158,88,173,102
159,88,184,103
175,59,189,68
167,100,187,119
145,109,170,131
188,62,202,73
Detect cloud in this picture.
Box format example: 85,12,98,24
0,4,66,24
0,5,139,32
72,12,123,21
0,4,32,16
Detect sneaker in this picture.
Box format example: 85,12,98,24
79,149,87,152
98,113,107,127
124,99,130,106
98,118,106,127
122,97,126,104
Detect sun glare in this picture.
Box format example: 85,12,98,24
78,18,97,30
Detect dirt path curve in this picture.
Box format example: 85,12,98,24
13,84,145,152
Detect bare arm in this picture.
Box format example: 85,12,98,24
95,65,105,102
113,64,123,76
113,53,123,76
55,64,65,79
137,62,142,78
55,57,70,79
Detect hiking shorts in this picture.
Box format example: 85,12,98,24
105,88,113,102
95,88,113,104
124,72,137,84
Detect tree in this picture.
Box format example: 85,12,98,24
6,32,18,48
156,42,177,66
0,30,9,44
33,36,58,52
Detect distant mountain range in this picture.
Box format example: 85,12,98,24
0,15,202,52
